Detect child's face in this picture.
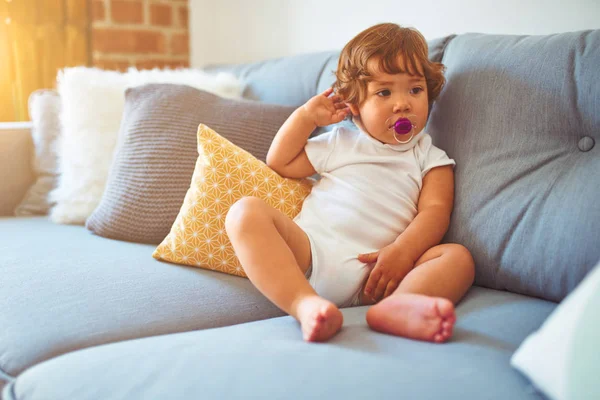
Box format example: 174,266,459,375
349,56,429,145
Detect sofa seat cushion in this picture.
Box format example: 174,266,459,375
0,217,283,379
2,287,554,400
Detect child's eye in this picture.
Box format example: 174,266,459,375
376,89,391,97
410,87,424,95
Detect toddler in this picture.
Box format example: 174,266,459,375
225,23,475,343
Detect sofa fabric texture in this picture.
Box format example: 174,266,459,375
206,51,338,107
2,287,555,400
427,31,600,302
85,84,295,244
0,217,283,379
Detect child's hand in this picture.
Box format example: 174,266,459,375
358,244,415,302
302,87,351,127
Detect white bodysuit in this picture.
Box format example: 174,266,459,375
294,121,455,307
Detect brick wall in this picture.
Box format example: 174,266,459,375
91,0,189,70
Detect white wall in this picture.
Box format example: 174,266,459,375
190,0,600,67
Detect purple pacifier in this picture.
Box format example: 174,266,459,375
394,118,413,135
388,115,417,144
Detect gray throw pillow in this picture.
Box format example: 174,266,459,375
86,84,295,244
427,30,600,302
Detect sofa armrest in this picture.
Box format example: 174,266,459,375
0,122,35,216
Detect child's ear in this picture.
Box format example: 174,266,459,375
348,103,360,116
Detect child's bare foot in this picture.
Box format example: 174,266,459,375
294,296,343,342
366,293,455,343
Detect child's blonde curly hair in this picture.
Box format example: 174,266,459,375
333,23,446,108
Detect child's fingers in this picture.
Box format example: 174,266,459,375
321,87,334,97
358,251,378,263
383,280,399,298
364,267,381,295
333,109,350,123
372,277,388,301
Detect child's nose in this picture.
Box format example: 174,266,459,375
392,96,411,113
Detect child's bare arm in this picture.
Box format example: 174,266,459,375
359,165,455,301
266,108,318,178
266,88,350,178
393,165,455,261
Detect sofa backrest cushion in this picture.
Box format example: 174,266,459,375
205,51,338,107
427,31,600,302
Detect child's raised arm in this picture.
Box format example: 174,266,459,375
266,88,350,178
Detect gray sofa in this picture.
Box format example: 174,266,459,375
1,30,598,400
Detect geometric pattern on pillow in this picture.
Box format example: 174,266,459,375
153,124,313,277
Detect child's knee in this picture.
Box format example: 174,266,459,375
448,244,475,283
225,196,268,233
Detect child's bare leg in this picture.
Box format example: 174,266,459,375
365,244,474,343
225,197,343,342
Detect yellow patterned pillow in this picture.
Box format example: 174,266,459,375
153,124,313,277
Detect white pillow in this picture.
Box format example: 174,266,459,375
15,90,61,216
510,262,600,400
49,67,243,225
